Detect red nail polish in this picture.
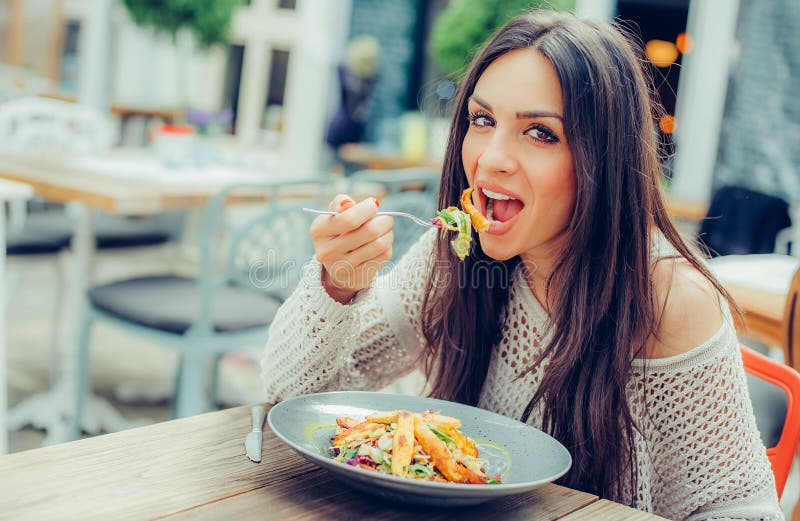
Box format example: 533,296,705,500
372,197,380,207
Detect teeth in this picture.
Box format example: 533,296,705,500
482,187,515,201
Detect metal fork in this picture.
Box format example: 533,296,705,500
301,208,439,228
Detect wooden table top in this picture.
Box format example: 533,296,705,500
338,143,442,171
0,405,664,520
0,149,311,215
725,283,785,322
724,282,785,348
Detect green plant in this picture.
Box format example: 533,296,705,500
122,0,243,49
429,0,574,77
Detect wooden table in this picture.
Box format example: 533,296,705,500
0,404,664,520
338,143,442,171
0,149,283,215
725,282,785,349
664,197,708,222
41,92,180,123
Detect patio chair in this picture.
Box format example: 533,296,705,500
70,180,326,438
741,344,800,498
348,167,440,259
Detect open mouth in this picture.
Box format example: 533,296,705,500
479,186,525,225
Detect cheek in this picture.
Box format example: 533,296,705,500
461,135,480,179
530,161,576,219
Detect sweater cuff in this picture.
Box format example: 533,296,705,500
300,257,360,321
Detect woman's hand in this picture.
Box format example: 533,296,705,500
310,194,394,304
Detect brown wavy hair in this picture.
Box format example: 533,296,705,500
420,11,737,502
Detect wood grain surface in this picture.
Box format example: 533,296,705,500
0,405,667,521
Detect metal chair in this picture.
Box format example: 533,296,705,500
70,180,326,437
348,167,440,259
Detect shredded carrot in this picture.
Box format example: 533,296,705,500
460,188,491,232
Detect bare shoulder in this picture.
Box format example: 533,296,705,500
645,258,725,359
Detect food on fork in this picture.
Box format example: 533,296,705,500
460,188,491,232
329,409,501,484
430,188,490,261
431,206,472,261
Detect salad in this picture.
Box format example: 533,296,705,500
431,188,491,261
329,409,501,484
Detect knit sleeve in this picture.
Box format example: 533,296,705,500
628,311,783,521
260,229,436,402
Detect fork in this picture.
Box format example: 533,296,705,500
302,208,439,228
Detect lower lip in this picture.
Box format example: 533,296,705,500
479,192,523,235
486,212,521,235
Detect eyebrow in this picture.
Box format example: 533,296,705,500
470,94,563,121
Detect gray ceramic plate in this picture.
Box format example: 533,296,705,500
267,391,571,506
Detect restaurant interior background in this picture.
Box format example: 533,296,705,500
0,0,798,512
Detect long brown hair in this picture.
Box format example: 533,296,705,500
420,11,737,501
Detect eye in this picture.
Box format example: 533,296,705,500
467,110,495,128
525,124,559,143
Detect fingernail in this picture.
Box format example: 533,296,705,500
371,197,380,207
338,197,353,209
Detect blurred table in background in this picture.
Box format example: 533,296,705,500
338,143,442,171
41,92,179,124
665,198,708,222
712,254,800,354
724,283,785,348
0,148,284,213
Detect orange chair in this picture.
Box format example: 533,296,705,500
741,344,800,498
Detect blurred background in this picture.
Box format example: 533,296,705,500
0,0,799,511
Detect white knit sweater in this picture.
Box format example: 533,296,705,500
261,230,783,520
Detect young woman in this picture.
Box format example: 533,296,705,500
262,11,781,519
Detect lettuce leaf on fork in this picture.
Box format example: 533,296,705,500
431,206,473,261
430,188,489,261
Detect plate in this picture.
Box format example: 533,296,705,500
267,391,571,506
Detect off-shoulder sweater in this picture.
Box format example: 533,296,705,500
261,230,782,520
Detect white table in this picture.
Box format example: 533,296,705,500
0,178,34,454
0,148,290,445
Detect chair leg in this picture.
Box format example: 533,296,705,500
208,354,224,409
48,252,67,380
173,352,210,418
69,313,95,440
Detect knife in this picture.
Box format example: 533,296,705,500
245,405,266,463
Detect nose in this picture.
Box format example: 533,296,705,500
476,131,518,174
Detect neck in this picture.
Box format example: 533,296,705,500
520,252,558,312
519,235,568,311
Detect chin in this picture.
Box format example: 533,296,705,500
477,236,518,261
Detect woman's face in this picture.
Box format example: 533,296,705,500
462,48,576,262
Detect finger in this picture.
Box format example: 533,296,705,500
347,230,393,266
335,215,393,253
328,194,354,212
353,245,393,282
325,197,380,235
